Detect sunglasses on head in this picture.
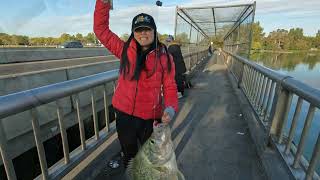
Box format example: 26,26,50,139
134,27,152,32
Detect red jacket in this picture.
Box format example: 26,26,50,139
94,0,178,120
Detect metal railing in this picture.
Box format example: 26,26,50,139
0,70,119,180
0,50,208,180
183,49,208,72
223,50,320,180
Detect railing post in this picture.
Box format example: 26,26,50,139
285,97,303,154
306,133,320,180
91,89,100,140
293,105,316,168
75,94,86,150
56,100,70,164
103,84,110,133
264,81,276,122
237,62,244,88
269,84,292,143
30,109,49,180
0,120,17,180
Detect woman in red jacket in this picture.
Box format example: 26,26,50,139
94,0,178,167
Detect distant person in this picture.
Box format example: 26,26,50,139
166,35,187,98
94,0,178,167
208,42,214,55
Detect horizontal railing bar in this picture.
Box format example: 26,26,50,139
224,42,250,46
224,50,320,109
182,50,207,58
224,50,289,82
0,69,119,119
282,78,320,108
179,3,253,10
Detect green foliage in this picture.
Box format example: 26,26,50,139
158,33,169,44
0,33,11,45
10,35,29,45
175,32,190,45
0,32,100,46
75,33,83,42
85,32,97,44
210,36,223,48
251,22,319,51
120,33,130,41
251,22,265,50
314,30,320,48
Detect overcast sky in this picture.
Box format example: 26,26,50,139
0,0,319,37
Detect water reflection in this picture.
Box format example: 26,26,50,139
250,52,320,89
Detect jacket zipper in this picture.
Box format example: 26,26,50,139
131,49,159,116
131,79,139,116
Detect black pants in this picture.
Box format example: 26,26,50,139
175,73,185,94
115,109,154,167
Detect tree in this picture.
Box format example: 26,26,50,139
11,35,29,45
287,28,309,50
314,30,320,48
85,32,97,44
75,33,83,42
175,32,190,45
45,37,57,45
158,33,169,43
210,36,223,48
251,22,265,50
0,33,12,45
264,29,289,50
30,37,43,46
58,33,76,44
288,28,304,40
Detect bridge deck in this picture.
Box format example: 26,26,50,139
92,54,267,180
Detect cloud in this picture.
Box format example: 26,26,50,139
3,0,319,37
188,0,320,35
2,0,47,35
109,5,176,35
18,13,93,37
7,3,175,37
187,0,319,18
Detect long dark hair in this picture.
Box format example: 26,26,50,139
119,31,172,81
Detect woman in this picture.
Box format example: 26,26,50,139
94,0,178,167
166,35,187,98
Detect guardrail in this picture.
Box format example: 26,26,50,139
0,70,119,180
183,49,208,72
223,50,320,180
0,50,208,180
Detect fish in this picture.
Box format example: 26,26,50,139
125,122,185,180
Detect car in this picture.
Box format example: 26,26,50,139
59,41,83,48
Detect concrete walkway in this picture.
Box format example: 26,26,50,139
93,54,267,180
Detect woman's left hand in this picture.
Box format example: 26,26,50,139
161,111,171,124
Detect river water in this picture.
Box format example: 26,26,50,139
250,52,320,172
